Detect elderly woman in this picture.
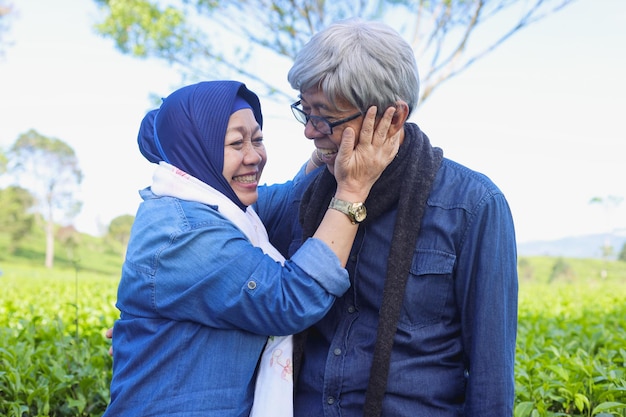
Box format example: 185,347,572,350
103,80,398,416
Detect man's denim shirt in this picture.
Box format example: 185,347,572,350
256,156,518,417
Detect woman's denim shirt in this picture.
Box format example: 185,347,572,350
105,188,350,416
256,156,519,417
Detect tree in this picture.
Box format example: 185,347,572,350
107,214,134,259
0,0,15,58
0,147,7,174
619,242,626,263
56,225,81,264
8,129,83,268
590,195,623,260
0,185,35,253
93,0,576,107
549,257,574,283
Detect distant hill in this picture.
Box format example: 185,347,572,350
517,232,626,259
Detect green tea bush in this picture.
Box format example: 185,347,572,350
516,281,626,417
1,258,625,416
0,265,118,416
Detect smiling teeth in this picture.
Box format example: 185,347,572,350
317,148,337,159
234,175,257,183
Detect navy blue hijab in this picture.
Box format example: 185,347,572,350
137,81,263,210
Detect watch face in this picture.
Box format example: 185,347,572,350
352,204,367,222
329,198,366,223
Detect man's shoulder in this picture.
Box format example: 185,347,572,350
440,158,501,189
429,158,505,208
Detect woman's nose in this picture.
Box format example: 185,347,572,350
244,147,263,165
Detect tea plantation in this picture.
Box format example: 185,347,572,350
1,235,625,416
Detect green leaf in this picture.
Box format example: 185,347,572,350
514,401,535,417
592,401,626,414
574,393,589,413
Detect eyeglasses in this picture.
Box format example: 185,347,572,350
290,100,362,135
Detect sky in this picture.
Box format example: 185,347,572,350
0,0,625,244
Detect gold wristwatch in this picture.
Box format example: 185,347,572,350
328,197,367,224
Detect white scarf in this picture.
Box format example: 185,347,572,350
152,162,294,417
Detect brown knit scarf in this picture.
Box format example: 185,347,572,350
295,123,443,417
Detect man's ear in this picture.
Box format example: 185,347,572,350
389,100,409,135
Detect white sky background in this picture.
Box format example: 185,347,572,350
0,0,625,243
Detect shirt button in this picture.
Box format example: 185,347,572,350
348,306,355,313
247,281,257,290
333,348,342,356
327,397,335,405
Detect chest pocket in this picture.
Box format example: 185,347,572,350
399,249,456,329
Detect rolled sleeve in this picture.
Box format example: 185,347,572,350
291,237,350,296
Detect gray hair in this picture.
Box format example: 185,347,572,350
287,18,420,115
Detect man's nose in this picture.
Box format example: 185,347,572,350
304,120,324,139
